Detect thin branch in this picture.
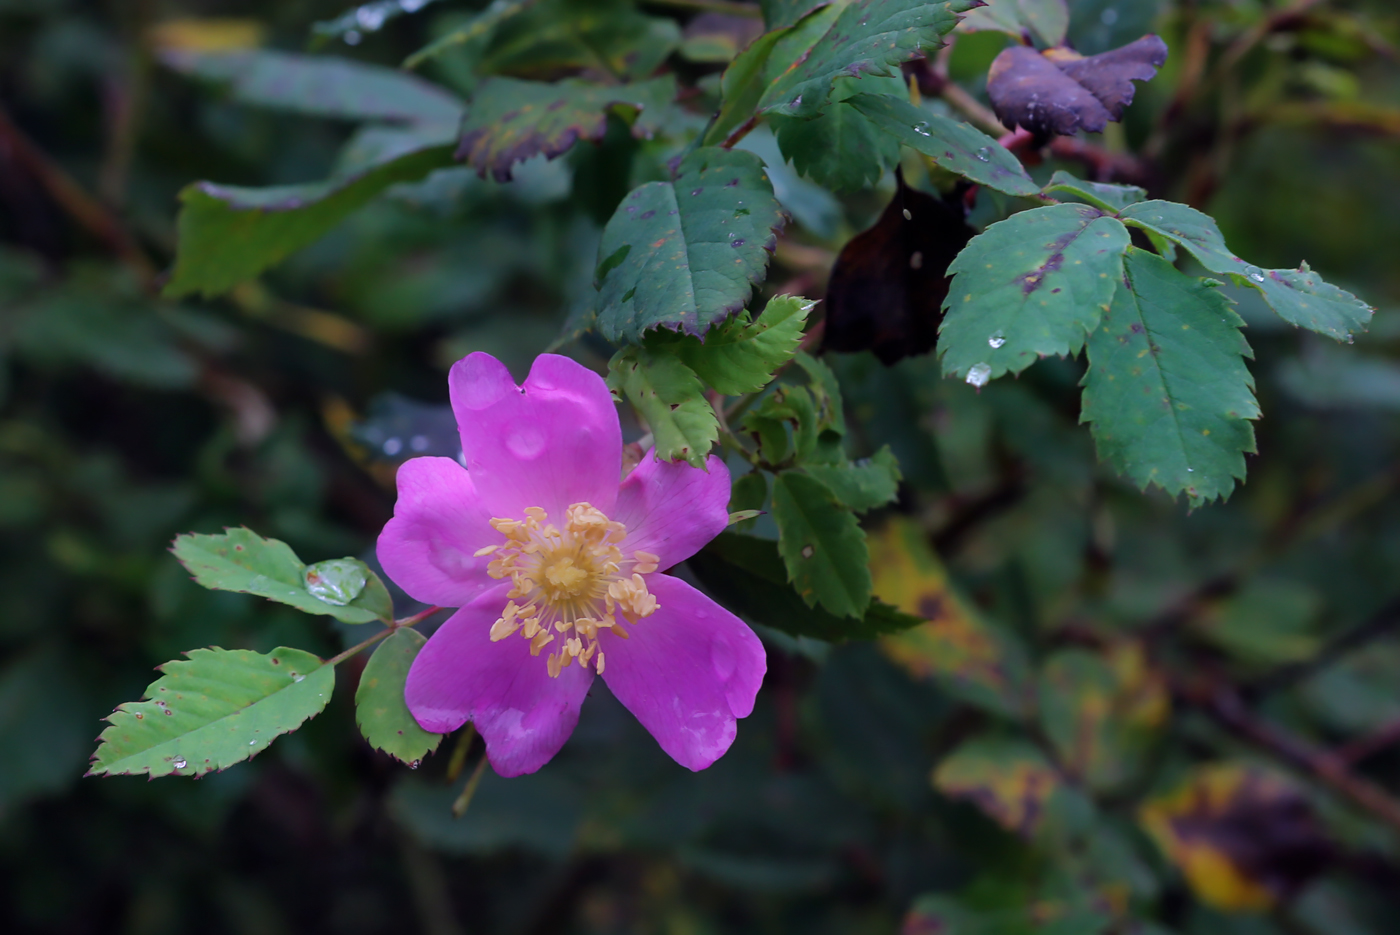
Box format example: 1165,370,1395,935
397,605,447,628
451,752,491,818
1335,719,1400,767
324,627,396,668
1248,598,1400,696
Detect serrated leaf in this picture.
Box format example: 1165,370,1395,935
771,77,903,192
933,736,1064,837
771,470,871,618
171,528,394,624
607,346,718,467
756,0,972,119
161,49,462,124
595,147,785,342
794,351,846,437
760,0,830,31
1118,200,1374,342
958,0,1068,46
355,628,441,765
87,647,334,778
871,517,1032,718
403,0,536,69
687,531,920,640
705,25,789,146
939,203,1130,381
457,76,676,181
1080,248,1259,505
651,294,813,395
164,144,455,299
1042,169,1145,212
846,93,1040,196
802,446,900,511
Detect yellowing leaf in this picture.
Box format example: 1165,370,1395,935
872,517,1031,718
933,737,1062,836
149,18,265,53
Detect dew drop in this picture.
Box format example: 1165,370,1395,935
1187,468,1195,473
293,674,305,683
1244,265,1266,283
383,437,403,456
507,426,546,459
902,208,912,220
909,251,924,269
913,121,931,137
249,740,257,746
304,559,368,606
988,331,1006,349
357,6,387,29
409,759,422,770
801,545,814,559
172,757,187,769
966,362,992,388
975,147,991,162
791,95,803,108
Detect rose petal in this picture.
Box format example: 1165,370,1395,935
599,574,765,771
450,353,621,520
376,456,498,607
405,584,594,777
615,452,731,570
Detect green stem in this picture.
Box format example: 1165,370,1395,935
325,605,445,668
444,723,478,784
397,604,446,628
451,752,491,818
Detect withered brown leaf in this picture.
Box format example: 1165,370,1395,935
822,170,975,365
987,35,1168,137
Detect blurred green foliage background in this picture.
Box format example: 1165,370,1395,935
3,0,1400,933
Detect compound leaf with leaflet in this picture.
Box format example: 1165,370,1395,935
651,293,813,395
772,470,872,618
607,346,718,468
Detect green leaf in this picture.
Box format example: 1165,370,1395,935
458,76,676,181
313,0,450,49
1080,248,1259,505
650,293,814,395
939,203,1130,382
607,346,718,468
0,646,88,809
595,147,785,342
163,144,456,299
403,0,536,69
687,531,920,640
958,0,1069,47
802,446,901,512
87,647,335,778
933,736,1064,837
355,628,442,765
161,49,462,124
794,351,847,438
704,26,789,146
476,0,680,81
1042,169,1145,212
846,93,1040,196
171,528,394,624
1118,200,1373,342
756,0,972,119
771,470,872,618
771,77,904,193
760,0,830,31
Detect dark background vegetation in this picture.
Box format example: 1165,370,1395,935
3,0,1400,932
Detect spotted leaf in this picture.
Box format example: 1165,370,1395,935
772,470,872,619
933,736,1064,837
938,203,1131,382
606,345,718,468
355,628,441,766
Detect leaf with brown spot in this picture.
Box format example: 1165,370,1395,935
457,76,676,181
1140,763,1332,912
933,736,1064,837
987,34,1167,137
823,171,976,365
871,517,1033,719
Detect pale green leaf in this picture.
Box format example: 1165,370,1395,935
402,0,536,69
607,346,719,468
653,294,814,395
1080,248,1259,506
939,203,1130,381
771,470,871,618
87,647,334,778
355,628,442,765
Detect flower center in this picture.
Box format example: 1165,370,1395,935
476,503,660,678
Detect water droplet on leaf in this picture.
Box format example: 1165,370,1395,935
975,147,991,162
172,757,187,769
988,331,1006,349
304,559,368,606
902,208,912,220
1244,265,1266,283
966,363,992,388
913,121,931,137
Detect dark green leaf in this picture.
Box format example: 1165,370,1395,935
846,93,1040,196
161,49,462,123
704,26,789,146
939,203,1130,382
355,628,441,765
595,147,785,342
1042,169,1145,212
170,528,394,624
476,0,680,81
802,446,901,512
1118,200,1374,341
759,0,828,31
771,470,871,618
164,144,455,299
0,647,88,809
313,0,449,49
651,293,814,395
757,0,972,119
402,0,536,70
688,531,919,640
607,346,718,468
87,647,334,778
959,0,1069,47
1081,248,1259,505
771,77,903,192
458,76,676,181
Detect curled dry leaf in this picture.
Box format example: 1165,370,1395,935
822,170,975,365
988,35,1168,137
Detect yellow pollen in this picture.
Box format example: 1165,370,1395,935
485,502,660,677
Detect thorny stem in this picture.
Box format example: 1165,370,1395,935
322,605,445,668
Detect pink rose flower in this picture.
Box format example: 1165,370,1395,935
377,352,767,776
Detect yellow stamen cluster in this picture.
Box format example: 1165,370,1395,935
478,503,660,678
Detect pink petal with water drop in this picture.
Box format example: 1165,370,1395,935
615,452,731,570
